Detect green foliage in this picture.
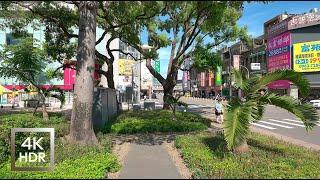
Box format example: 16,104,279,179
104,110,210,134
0,113,69,164
223,69,319,150
0,113,120,179
175,132,320,179
192,45,224,72
0,140,120,179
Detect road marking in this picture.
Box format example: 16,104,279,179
250,122,277,130
283,118,320,126
259,121,294,128
268,119,305,127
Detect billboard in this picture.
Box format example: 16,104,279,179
251,63,261,70
266,17,291,38
267,32,291,89
293,40,320,72
118,59,135,76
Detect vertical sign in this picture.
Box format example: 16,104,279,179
267,32,291,89
215,66,222,86
233,55,240,70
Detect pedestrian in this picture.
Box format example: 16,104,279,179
214,96,224,124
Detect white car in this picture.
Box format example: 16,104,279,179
310,100,320,109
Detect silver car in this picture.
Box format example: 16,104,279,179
310,100,320,109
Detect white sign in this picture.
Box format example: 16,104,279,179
251,63,261,70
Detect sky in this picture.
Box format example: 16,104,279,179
150,1,320,80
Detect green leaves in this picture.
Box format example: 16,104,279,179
192,45,223,72
224,99,258,150
252,70,310,97
259,93,319,131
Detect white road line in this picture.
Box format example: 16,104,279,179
250,122,277,130
259,121,294,128
268,119,305,127
283,118,320,126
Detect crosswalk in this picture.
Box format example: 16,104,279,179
251,118,320,130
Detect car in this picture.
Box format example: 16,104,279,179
310,99,320,109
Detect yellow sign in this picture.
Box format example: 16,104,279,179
118,59,135,76
293,41,320,72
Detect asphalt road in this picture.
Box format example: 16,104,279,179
154,95,320,147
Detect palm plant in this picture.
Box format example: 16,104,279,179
223,69,319,153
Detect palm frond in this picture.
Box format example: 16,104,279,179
251,70,310,97
231,68,248,90
224,100,259,150
259,93,319,131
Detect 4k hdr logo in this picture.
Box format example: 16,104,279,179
11,128,55,171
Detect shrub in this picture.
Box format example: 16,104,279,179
0,113,69,165
105,110,210,134
175,132,320,179
0,139,120,179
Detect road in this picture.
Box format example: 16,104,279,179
153,95,320,147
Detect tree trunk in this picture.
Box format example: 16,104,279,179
69,1,98,146
234,140,249,153
33,100,40,116
172,105,177,121
42,103,49,121
106,62,115,89
163,86,174,110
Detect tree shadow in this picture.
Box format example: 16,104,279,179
109,132,200,146
201,133,229,159
247,138,286,156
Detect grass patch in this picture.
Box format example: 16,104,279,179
0,113,120,179
104,110,210,134
175,132,320,179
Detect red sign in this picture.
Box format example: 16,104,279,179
267,32,291,89
233,55,240,70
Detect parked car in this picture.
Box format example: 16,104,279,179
310,99,320,109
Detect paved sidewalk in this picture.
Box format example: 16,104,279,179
117,143,182,179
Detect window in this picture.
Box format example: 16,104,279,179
6,33,19,45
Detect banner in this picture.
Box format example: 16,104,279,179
267,32,291,89
293,40,320,72
215,66,222,86
233,55,240,70
118,59,135,76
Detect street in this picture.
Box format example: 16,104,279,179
153,95,320,147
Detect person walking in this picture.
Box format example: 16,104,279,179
214,96,224,124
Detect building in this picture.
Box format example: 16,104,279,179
265,8,320,99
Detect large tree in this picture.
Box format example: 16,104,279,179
68,1,99,145
123,1,250,109
0,37,65,120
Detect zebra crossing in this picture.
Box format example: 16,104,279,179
250,118,320,130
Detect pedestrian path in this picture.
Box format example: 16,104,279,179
250,118,320,130
117,143,182,179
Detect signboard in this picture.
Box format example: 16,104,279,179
200,72,206,87
293,40,320,72
215,66,222,86
2,94,7,104
267,32,291,89
266,17,291,38
64,68,76,86
208,70,214,87
118,59,135,76
251,63,261,70
154,60,160,73
233,55,240,70
288,12,320,30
